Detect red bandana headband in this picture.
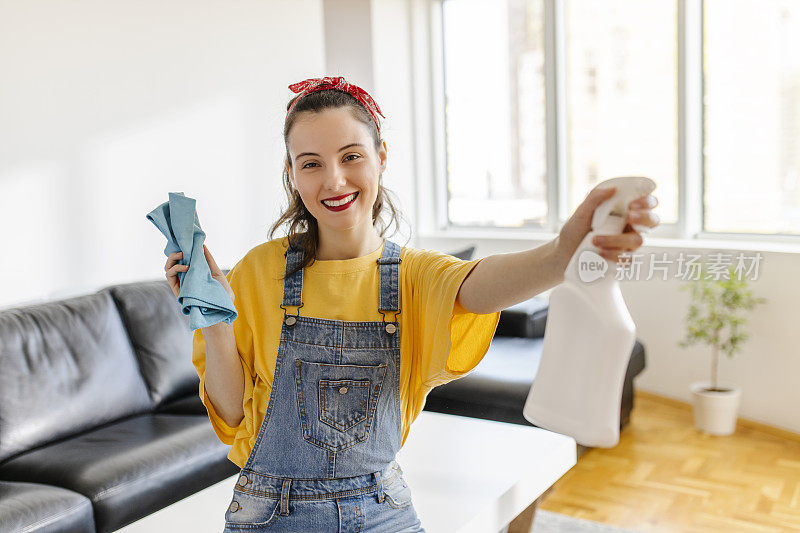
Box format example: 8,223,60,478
287,76,386,137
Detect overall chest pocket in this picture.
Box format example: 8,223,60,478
293,359,387,452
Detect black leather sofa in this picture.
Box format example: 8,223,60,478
0,248,644,532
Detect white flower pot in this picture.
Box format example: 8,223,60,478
689,380,741,436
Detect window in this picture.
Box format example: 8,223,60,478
703,0,800,235
566,0,677,224
442,0,547,228
439,0,800,239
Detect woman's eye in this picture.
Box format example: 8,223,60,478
302,155,359,169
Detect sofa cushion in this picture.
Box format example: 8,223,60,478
0,480,95,533
0,414,238,532
424,336,646,427
103,280,197,410
156,394,206,416
0,292,152,463
496,297,549,338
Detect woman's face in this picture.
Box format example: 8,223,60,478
285,107,387,236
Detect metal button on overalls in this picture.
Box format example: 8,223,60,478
223,238,424,533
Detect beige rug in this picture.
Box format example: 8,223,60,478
531,510,641,533
499,510,642,533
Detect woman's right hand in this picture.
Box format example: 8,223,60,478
164,244,236,302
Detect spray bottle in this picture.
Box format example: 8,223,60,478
523,176,656,447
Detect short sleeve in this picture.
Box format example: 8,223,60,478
405,248,501,389
191,260,256,445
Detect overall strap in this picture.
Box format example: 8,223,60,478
280,243,304,322
377,240,402,331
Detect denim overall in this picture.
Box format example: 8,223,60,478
223,239,425,532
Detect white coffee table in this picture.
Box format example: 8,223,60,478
117,411,576,532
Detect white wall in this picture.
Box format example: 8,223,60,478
370,0,418,247
0,0,326,306
621,244,796,434
0,0,421,308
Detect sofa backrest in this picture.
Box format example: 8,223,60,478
0,292,152,463
448,246,476,261
102,280,197,411
496,297,549,338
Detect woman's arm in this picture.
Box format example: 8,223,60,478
457,186,660,314
457,239,566,314
202,322,246,428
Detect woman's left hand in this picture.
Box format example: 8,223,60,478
555,184,661,266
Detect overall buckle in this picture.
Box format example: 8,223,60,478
280,302,303,327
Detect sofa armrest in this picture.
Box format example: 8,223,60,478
496,297,549,338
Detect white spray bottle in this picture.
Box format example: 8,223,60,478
523,176,656,448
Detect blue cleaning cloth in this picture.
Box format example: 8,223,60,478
146,192,237,330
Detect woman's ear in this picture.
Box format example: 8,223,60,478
285,160,294,186
378,140,388,171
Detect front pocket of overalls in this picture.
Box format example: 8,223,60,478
319,379,370,431
224,488,280,529
294,359,388,452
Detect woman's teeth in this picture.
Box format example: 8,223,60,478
322,192,357,207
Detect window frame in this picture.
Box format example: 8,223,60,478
416,0,800,248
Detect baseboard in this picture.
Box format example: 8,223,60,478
634,388,800,442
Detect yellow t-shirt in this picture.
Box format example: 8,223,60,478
192,236,501,469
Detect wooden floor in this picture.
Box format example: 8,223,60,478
537,389,800,532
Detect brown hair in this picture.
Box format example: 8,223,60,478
267,87,410,280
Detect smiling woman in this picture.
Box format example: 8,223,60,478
195,77,440,533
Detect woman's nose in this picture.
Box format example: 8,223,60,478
323,165,348,188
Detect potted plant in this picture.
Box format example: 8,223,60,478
677,262,767,435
